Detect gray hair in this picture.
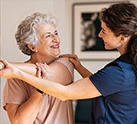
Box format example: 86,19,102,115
15,12,58,55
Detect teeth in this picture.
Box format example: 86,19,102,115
50,45,59,48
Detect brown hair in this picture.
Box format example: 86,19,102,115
99,2,137,73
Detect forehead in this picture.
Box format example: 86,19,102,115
101,21,112,33
37,24,56,34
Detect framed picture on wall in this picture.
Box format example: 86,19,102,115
72,2,122,60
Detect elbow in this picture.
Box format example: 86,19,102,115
59,90,70,101
10,117,30,124
56,94,68,101
10,120,30,124
10,119,20,124
60,97,67,101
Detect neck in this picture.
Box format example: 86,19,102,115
117,43,128,55
117,48,125,55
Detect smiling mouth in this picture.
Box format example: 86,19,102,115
50,44,60,49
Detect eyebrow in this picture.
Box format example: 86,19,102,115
101,28,105,32
42,30,58,37
45,30,58,34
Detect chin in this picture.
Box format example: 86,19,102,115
105,46,112,50
55,52,60,56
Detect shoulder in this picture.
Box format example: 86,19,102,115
54,57,74,76
54,57,74,70
89,60,125,96
55,57,73,66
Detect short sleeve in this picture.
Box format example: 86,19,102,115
89,63,125,96
3,78,33,109
55,57,74,80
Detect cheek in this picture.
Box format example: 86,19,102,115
38,43,49,51
107,39,121,48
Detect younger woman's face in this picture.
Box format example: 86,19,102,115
98,21,122,50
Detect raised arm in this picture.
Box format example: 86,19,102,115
0,61,37,76
0,58,73,124
0,58,73,85
0,59,101,101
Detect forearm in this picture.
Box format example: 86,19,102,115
15,70,100,101
8,91,44,124
75,65,92,78
12,62,37,76
15,70,67,101
0,61,37,76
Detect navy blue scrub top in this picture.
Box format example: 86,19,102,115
89,54,137,124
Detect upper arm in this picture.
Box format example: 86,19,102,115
89,64,124,96
48,59,73,85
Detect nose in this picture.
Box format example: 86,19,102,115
52,34,60,43
98,31,102,38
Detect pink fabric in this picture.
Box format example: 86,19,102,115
3,58,74,124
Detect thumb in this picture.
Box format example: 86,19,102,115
36,66,42,78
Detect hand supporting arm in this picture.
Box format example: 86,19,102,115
60,54,92,77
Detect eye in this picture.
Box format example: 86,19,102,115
42,34,51,39
101,29,105,34
45,34,51,38
55,32,58,35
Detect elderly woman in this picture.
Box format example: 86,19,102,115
1,12,74,124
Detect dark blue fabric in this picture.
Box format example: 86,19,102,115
89,54,137,124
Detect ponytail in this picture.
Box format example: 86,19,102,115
127,33,137,74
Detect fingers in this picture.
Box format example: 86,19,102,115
36,66,42,78
60,54,78,59
0,62,5,70
0,59,9,67
36,63,49,78
69,58,76,64
0,59,11,70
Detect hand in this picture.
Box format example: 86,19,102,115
36,63,52,80
60,54,92,77
0,61,5,70
0,59,19,78
59,54,82,70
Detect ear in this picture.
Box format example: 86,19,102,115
119,35,130,44
27,44,38,52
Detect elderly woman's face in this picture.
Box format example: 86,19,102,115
36,24,60,58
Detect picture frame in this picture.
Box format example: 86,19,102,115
72,2,122,60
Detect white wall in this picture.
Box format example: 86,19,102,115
1,0,137,123
1,0,57,123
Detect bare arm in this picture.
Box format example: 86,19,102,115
60,54,92,77
0,60,101,101
0,61,37,76
5,91,44,124
17,66,101,101
1,59,73,123
0,60,72,85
